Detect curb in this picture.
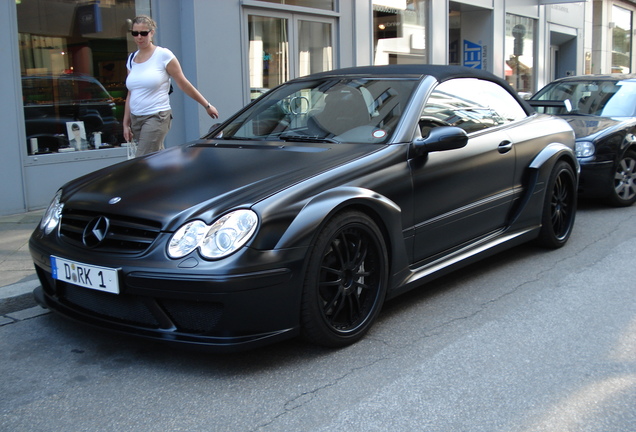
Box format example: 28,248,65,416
0,279,39,315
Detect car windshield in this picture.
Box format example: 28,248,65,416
532,79,636,117
214,77,419,144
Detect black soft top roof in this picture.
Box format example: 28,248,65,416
309,64,497,82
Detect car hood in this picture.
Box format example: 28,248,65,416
560,115,628,140
62,140,380,229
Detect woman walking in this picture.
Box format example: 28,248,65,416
123,15,219,157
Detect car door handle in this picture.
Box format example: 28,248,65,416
498,141,513,154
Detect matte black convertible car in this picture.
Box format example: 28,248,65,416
530,74,636,206
30,65,578,352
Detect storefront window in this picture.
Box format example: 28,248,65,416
505,14,536,97
255,0,334,11
611,5,632,73
373,0,427,65
17,0,147,156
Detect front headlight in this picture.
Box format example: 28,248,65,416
168,220,208,259
40,190,64,235
168,209,258,260
575,141,595,158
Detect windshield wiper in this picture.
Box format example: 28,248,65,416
279,134,340,143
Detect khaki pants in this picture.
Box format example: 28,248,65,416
130,110,172,157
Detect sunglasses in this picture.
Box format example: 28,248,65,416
130,31,150,37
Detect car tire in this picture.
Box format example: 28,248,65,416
301,211,388,347
536,160,577,249
606,150,636,207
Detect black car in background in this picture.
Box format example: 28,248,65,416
30,65,578,352
23,74,121,154
530,74,636,206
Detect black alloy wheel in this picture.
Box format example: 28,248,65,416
301,211,388,347
607,150,636,207
537,161,577,249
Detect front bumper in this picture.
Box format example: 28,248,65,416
577,159,613,198
30,235,307,352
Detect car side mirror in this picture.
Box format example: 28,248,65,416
413,126,468,155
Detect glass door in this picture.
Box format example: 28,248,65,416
248,15,289,96
297,20,333,76
247,11,335,100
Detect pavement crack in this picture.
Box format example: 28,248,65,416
251,356,391,431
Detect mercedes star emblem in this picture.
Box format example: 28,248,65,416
82,216,110,248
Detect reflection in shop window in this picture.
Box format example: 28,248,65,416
505,14,536,98
612,5,632,73
373,0,427,65
17,0,147,156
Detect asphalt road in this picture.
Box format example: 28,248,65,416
1,199,635,432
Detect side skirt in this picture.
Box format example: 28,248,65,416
386,226,539,300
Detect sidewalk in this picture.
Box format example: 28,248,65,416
0,210,44,314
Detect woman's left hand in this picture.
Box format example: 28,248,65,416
206,104,219,119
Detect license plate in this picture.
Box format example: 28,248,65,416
50,256,120,294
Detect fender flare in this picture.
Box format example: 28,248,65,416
509,142,579,225
270,186,409,272
529,142,579,173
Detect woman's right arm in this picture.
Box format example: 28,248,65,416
123,91,133,143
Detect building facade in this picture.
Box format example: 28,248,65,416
0,0,611,216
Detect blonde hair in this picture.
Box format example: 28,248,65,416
132,15,157,32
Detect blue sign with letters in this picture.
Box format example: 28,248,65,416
463,40,482,69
